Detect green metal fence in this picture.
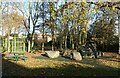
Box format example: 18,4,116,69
1,35,26,52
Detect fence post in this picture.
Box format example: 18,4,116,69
14,36,16,52
12,38,14,52
8,36,10,52
22,37,26,52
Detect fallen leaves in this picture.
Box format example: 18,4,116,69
2,52,120,76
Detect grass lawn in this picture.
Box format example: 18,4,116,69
2,52,120,77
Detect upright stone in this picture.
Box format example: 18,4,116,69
72,51,82,61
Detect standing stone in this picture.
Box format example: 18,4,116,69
72,51,82,61
45,51,59,58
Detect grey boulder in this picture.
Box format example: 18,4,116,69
72,51,82,61
45,51,60,58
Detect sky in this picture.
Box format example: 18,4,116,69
0,1,119,36
0,1,107,35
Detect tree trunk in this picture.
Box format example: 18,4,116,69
42,3,45,52
31,35,34,50
23,39,25,52
79,31,82,45
118,10,120,54
52,37,54,51
50,3,55,51
71,36,74,49
27,33,31,52
27,2,31,52
2,37,4,50
60,42,63,50
0,36,2,47
42,24,45,52
59,32,63,50
42,32,44,52
71,20,74,49
42,42,44,52
69,33,71,49
5,38,7,51
77,26,80,50
65,21,69,49
28,40,31,52
65,35,67,49
69,30,72,49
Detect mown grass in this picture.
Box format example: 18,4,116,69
2,52,120,77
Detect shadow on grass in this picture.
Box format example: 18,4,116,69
2,58,119,77
98,56,120,62
32,54,73,62
80,58,119,70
